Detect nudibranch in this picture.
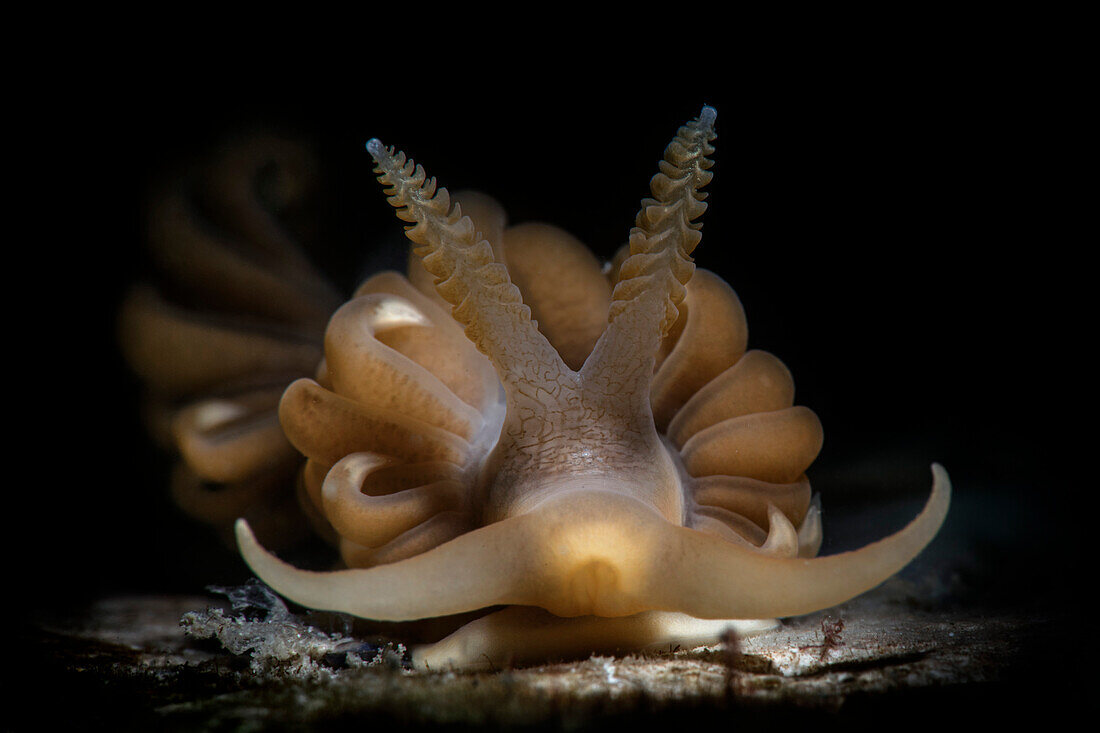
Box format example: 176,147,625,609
235,107,951,670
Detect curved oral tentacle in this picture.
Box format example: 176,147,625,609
649,464,951,619
236,511,545,620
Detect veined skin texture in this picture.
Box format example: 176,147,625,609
226,107,950,670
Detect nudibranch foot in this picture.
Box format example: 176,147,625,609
412,606,778,671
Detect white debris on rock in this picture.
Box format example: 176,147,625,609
594,656,621,686
766,644,842,677
179,581,406,679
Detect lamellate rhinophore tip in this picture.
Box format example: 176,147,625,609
698,106,717,129
365,138,386,160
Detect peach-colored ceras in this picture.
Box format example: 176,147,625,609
237,107,951,670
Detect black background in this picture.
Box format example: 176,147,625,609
22,45,1079,629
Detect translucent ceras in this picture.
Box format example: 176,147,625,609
120,136,340,548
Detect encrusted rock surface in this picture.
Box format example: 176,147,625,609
24,580,1064,731
20,482,1077,730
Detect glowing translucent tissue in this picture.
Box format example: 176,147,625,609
235,107,951,670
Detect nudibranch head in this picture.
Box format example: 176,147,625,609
232,106,950,668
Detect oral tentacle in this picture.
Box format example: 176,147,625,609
338,511,472,569
236,511,545,620
649,464,951,619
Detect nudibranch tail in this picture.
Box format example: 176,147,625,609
366,139,571,391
